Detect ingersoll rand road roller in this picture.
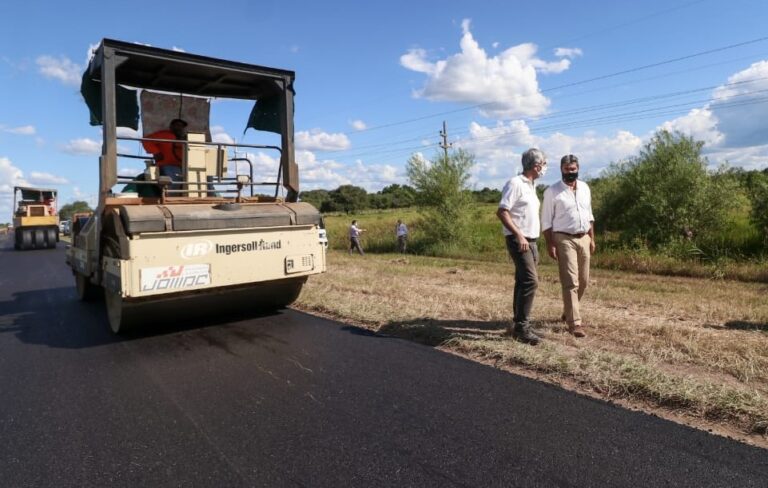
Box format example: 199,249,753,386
67,39,327,333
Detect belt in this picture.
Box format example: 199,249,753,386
506,235,537,242
555,231,587,238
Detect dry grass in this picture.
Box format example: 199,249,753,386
295,250,768,445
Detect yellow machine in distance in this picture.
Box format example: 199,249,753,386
12,186,59,250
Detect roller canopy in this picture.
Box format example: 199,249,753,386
81,39,294,134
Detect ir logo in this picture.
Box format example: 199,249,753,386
180,240,213,259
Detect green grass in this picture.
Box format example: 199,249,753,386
323,205,768,282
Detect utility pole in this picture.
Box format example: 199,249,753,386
439,120,452,161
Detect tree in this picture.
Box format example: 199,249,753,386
406,149,475,249
299,189,330,210
381,184,417,208
594,130,736,247
738,169,768,242
59,201,93,221
327,185,368,214
472,187,501,203
368,192,394,209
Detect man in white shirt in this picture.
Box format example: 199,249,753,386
395,219,408,253
349,220,365,255
496,148,547,345
541,154,595,338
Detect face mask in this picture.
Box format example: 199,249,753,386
562,172,578,183
538,164,548,177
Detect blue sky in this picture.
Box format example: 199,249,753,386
3,0,768,220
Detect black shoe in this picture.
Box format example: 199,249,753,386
513,322,541,345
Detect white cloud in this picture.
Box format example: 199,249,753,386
703,144,768,170
1,125,36,135
492,42,500,49
0,157,29,221
650,60,768,151
400,19,574,119
72,186,98,208
289,45,300,53
171,46,186,52
659,108,723,147
554,47,583,58
116,127,140,138
350,120,367,131
294,150,351,189
62,138,101,155
29,171,69,185
708,60,768,148
249,148,407,191
211,125,235,144
296,129,351,151
36,55,81,86
86,43,99,65
458,119,643,185
401,48,435,74
118,166,143,176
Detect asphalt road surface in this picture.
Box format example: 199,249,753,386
0,235,766,487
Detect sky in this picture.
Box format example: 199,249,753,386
2,0,768,220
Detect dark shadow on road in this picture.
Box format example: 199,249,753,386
345,317,569,347
378,318,523,346
0,286,288,349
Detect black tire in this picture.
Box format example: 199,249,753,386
21,229,32,250
33,229,45,249
47,228,57,248
102,238,135,334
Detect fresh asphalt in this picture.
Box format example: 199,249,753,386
0,235,766,487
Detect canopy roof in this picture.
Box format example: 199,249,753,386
15,186,57,201
87,38,294,99
81,39,291,133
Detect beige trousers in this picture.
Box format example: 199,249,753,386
553,232,591,326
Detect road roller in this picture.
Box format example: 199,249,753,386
12,186,59,250
66,39,327,334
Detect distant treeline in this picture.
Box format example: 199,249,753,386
304,131,768,261
299,184,501,213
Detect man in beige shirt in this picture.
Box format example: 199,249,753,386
541,154,595,338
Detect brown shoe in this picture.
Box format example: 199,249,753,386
569,325,587,338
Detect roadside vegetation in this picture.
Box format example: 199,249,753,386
299,129,768,445
295,251,768,444
317,130,768,282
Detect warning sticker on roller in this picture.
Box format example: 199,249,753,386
140,264,211,292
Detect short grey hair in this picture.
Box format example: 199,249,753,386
521,148,546,171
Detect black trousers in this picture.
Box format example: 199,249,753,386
505,235,539,324
349,237,364,255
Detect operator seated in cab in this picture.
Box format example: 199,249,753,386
142,118,188,184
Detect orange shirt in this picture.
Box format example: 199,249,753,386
142,130,184,167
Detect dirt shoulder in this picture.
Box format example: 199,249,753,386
295,251,768,450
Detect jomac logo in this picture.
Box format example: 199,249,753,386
180,241,213,259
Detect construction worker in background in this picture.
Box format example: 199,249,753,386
396,219,408,253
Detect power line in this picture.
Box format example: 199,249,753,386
331,78,768,161
319,62,768,157
308,0,710,131
335,34,768,137
332,86,768,164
